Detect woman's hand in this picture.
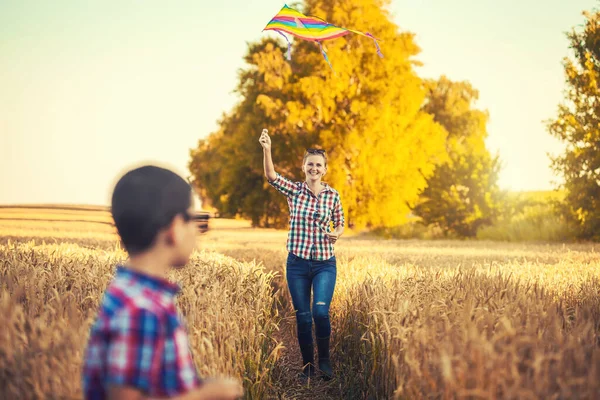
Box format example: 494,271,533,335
259,129,271,151
326,225,344,244
260,129,277,181
325,232,339,244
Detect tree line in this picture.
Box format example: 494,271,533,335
189,0,600,241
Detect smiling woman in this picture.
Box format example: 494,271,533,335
259,128,345,381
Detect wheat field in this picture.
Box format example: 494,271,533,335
1,206,600,399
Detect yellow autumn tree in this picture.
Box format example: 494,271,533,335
189,0,448,229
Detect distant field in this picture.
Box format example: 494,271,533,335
2,205,600,399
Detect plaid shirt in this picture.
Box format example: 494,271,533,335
82,266,202,399
269,173,345,260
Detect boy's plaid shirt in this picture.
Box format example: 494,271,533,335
269,173,345,260
82,266,202,399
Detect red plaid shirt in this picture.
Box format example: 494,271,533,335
82,266,202,399
269,173,345,260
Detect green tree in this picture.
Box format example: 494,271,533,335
413,76,501,237
189,0,448,229
547,6,600,240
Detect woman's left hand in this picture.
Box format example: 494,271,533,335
325,232,339,244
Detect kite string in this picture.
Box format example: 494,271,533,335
365,33,384,58
317,41,335,74
275,30,292,61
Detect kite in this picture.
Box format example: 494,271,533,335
263,4,383,71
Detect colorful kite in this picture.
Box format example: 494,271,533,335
263,4,383,71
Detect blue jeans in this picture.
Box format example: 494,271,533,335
286,252,337,346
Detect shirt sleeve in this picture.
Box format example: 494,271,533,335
268,172,301,198
105,307,163,393
331,193,345,229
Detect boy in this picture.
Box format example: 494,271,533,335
82,165,243,400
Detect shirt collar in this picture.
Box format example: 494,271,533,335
115,265,181,296
302,181,332,196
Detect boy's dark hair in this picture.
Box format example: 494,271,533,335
111,165,192,255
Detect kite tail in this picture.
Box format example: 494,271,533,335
317,41,335,72
365,33,384,58
276,30,292,61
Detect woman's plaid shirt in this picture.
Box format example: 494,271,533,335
269,173,345,260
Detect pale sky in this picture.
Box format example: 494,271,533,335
1,0,598,206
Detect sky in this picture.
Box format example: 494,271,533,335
1,0,598,206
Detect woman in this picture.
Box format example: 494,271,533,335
259,128,345,380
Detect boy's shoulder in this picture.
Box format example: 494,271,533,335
96,266,180,326
83,266,200,398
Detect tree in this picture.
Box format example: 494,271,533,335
413,76,502,237
189,0,448,229
547,6,600,240
189,39,302,228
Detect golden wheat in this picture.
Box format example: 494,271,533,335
0,242,283,400
2,210,600,399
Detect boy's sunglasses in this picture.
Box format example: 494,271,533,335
306,148,326,155
181,210,210,233
182,211,209,222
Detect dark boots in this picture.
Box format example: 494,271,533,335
298,338,333,380
316,336,333,380
298,341,315,378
